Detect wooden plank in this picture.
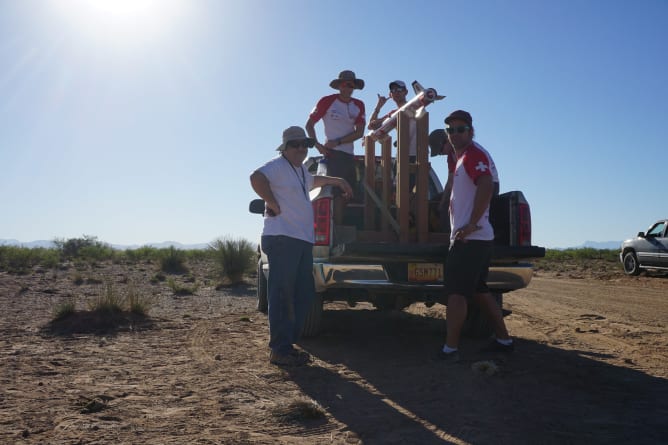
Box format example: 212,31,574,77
381,138,393,234
396,111,410,242
415,111,429,242
364,136,375,230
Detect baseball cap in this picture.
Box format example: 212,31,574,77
444,110,473,127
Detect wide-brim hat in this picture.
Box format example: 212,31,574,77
329,70,365,90
276,126,315,151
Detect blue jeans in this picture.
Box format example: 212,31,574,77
261,235,315,355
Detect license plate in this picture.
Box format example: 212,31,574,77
408,263,443,282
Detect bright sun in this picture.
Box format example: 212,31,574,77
49,0,187,50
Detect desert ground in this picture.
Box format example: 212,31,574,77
1,259,667,444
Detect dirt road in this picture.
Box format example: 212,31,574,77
1,264,666,444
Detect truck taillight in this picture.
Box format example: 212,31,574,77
313,198,331,246
518,202,531,246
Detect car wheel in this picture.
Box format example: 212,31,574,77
257,259,268,313
461,292,503,339
622,251,641,276
301,293,323,338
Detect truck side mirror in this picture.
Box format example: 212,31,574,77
249,199,265,214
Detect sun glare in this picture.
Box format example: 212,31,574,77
48,0,188,50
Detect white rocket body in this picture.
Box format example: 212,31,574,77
367,84,444,142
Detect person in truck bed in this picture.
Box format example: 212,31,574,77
436,110,514,362
250,126,352,367
305,70,366,224
368,80,418,192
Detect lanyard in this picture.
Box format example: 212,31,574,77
283,156,308,199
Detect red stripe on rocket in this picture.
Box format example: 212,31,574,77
367,81,445,142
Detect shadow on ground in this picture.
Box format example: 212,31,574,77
290,308,668,445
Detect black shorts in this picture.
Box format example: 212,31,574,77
325,149,356,197
443,240,492,300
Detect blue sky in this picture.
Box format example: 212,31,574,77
1,0,666,249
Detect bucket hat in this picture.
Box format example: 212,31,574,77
276,126,315,151
329,70,365,90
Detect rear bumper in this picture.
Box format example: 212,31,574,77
312,262,534,294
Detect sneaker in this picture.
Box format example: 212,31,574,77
269,350,310,367
433,349,460,362
479,339,515,354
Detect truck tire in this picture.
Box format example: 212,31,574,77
301,293,323,338
622,251,641,276
256,259,268,313
461,292,503,339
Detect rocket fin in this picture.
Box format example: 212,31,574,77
411,80,425,95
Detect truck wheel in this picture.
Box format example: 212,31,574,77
301,293,323,338
461,292,502,339
622,251,641,276
256,259,268,313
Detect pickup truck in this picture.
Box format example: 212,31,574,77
250,154,545,338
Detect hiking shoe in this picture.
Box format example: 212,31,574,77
269,350,310,367
433,349,460,363
479,339,515,354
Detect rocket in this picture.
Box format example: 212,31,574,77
367,81,445,142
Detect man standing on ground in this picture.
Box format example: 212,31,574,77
429,128,500,234
436,110,514,361
250,126,353,367
306,70,366,224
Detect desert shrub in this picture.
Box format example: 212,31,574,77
167,277,199,295
122,246,162,264
536,248,619,272
54,235,114,263
85,282,153,315
53,298,77,320
271,399,326,423
126,285,152,316
0,246,59,274
89,282,124,313
159,246,189,274
209,236,255,284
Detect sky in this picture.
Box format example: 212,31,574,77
1,0,667,249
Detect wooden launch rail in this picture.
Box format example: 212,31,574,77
361,110,438,243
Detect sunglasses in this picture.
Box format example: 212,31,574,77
390,88,406,93
341,81,355,88
445,125,471,135
287,139,313,149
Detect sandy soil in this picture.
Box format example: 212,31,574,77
1,260,667,444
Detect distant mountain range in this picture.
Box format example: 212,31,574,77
0,239,210,250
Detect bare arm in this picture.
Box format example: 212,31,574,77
305,118,328,156
250,170,280,216
313,175,353,198
367,94,389,130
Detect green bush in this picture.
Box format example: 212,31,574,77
54,235,114,263
159,246,189,274
53,298,77,320
122,246,162,264
209,236,255,284
0,246,60,274
167,277,199,296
